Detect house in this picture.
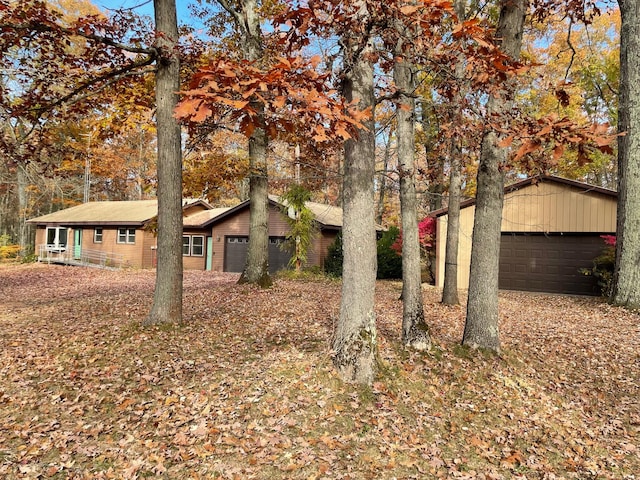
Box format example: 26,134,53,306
28,199,212,268
434,175,617,296
28,196,343,272
183,196,342,273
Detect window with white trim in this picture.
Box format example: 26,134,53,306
46,227,67,251
94,228,103,243
183,235,205,256
117,228,136,244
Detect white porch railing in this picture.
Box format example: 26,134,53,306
37,245,125,269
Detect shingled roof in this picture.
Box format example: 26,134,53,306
27,199,211,226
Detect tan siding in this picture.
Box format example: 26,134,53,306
183,229,209,270
436,181,617,289
435,206,474,289
501,182,617,233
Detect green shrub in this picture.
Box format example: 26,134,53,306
581,239,616,297
376,226,402,279
324,228,404,279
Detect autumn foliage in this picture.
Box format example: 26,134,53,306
1,264,638,478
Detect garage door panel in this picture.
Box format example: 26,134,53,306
499,234,605,295
224,236,292,274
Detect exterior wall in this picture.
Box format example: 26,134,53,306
83,226,150,268
307,230,338,269
209,205,290,272
435,207,475,289
35,225,152,268
435,181,618,289
183,228,209,270
501,182,617,233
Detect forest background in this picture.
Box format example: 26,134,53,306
0,0,620,253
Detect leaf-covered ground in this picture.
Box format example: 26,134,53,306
0,263,638,479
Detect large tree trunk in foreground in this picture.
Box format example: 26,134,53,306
613,0,640,309
462,0,526,350
333,36,378,385
144,0,183,325
395,57,431,351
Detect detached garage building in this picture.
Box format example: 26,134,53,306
434,175,617,296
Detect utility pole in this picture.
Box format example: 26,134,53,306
81,130,93,203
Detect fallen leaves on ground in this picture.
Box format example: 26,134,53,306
0,263,638,479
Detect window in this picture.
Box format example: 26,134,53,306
191,236,204,256
117,228,136,244
183,235,205,256
46,227,67,251
182,236,191,255
94,228,103,243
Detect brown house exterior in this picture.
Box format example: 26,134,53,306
434,175,617,296
28,196,342,273
187,197,341,273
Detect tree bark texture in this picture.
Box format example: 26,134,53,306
17,162,33,256
333,35,378,385
394,57,431,351
224,0,271,287
144,0,183,325
442,147,461,306
442,0,467,306
613,0,640,309
463,0,526,350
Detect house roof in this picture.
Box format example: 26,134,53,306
197,195,347,230
27,198,212,226
431,175,617,217
183,207,232,227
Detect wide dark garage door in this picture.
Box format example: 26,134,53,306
499,233,606,295
224,236,292,274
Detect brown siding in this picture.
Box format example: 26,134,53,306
183,228,209,270
209,204,333,272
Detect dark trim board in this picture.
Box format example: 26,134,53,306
499,233,611,296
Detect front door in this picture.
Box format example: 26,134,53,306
74,229,82,259
206,236,213,271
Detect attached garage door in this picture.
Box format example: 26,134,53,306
499,234,606,295
224,236,292,274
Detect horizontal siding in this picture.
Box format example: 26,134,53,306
502,182,617,233
436,181,617,289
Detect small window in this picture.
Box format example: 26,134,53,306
117,228,136,244
228,238,235,243
191,236,204,256
182,236,190,256
94,228,103,243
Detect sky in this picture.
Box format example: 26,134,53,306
95,0,205,28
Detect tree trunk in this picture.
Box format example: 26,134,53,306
376,137,391,225
222,0,272,287
16,161,33,256
333,35,378,385
442,146,461,305
441,0,467,306
238,122,271,287
144,0,183,326
462,0,526,350
613,0,640,309
395,57,431,351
